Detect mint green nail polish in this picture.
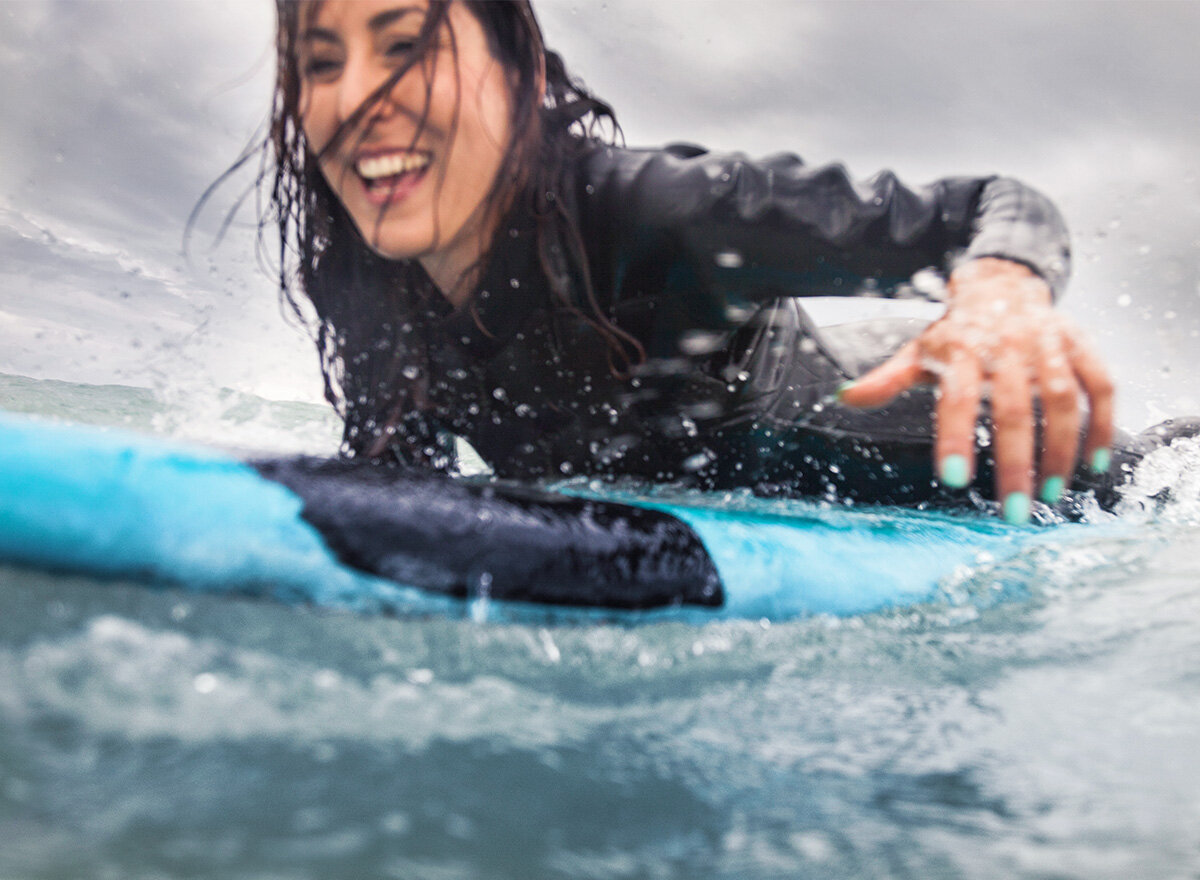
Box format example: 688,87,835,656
1039,476,1065,505
1091,448,1111,474
1003,492,1031,525
835,380,855,400
939,454,970,489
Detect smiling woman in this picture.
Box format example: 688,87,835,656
296,1,515,300
8,6,1200,879
255,0,1195,522
267,0,639,469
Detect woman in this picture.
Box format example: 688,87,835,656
261,0,1176,524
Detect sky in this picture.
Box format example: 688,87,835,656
0,0,1197,429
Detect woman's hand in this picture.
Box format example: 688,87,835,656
837,257,1114,523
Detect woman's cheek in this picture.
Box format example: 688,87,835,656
298,93,333,157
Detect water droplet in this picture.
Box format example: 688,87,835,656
539,629,561,663
313,669,339,689
380,812,412,835
313,743,338,763
1117,294,1132,307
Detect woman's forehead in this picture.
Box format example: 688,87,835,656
304,0,433,31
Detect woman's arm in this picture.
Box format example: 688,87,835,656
581,144,1070,302
580,144,1113,520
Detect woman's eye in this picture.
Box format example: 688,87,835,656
385,39,417,58
301,57,341,78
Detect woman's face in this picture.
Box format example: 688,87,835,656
297,0,514,297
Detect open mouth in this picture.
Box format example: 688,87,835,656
355,151,431,203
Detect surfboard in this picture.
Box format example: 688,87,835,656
0,411,1080,620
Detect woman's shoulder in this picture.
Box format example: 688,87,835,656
570,140,810,231
576,141,806,178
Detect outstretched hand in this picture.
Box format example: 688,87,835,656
837,257,1114,523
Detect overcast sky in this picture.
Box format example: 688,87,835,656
1,0,1197,428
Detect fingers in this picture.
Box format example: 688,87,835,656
1034,331,1082,505
1067,331,1116,474
933,350,983,489
989,345,1036,524
836,341,927,409
832,303,1116,526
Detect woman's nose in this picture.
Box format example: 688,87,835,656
337,56,392,125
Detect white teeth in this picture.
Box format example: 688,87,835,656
356,152,430,180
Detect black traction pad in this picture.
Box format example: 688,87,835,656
252,457,723,610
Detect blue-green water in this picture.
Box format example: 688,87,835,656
3,377,1200,879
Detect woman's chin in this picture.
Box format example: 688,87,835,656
353,226,431,264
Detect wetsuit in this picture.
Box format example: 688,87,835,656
357,143,1191,509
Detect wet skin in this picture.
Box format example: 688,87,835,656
839,257,1116,522
297,0,514,302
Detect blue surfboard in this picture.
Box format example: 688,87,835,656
0,411,1085,620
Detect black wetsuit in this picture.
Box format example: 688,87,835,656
359,143,1191,509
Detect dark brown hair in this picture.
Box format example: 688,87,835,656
261,0,641,464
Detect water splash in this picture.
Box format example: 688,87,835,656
1115,435,1200,524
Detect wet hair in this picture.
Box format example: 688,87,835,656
261,0,641,464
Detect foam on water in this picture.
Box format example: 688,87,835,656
3,379,1200,879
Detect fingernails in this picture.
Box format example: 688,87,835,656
939,454,970,489
1039,475,1065,505
1090,448,1111,474
1003,492,1031,525
835,380,856,401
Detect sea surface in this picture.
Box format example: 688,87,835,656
2,377,1200,880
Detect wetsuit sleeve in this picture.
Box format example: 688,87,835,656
579,144,1071,307
958,176,1071,294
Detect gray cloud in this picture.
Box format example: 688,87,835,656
1,1,272,245
539,2,1200,165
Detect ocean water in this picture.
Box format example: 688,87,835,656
2,378,1200,880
